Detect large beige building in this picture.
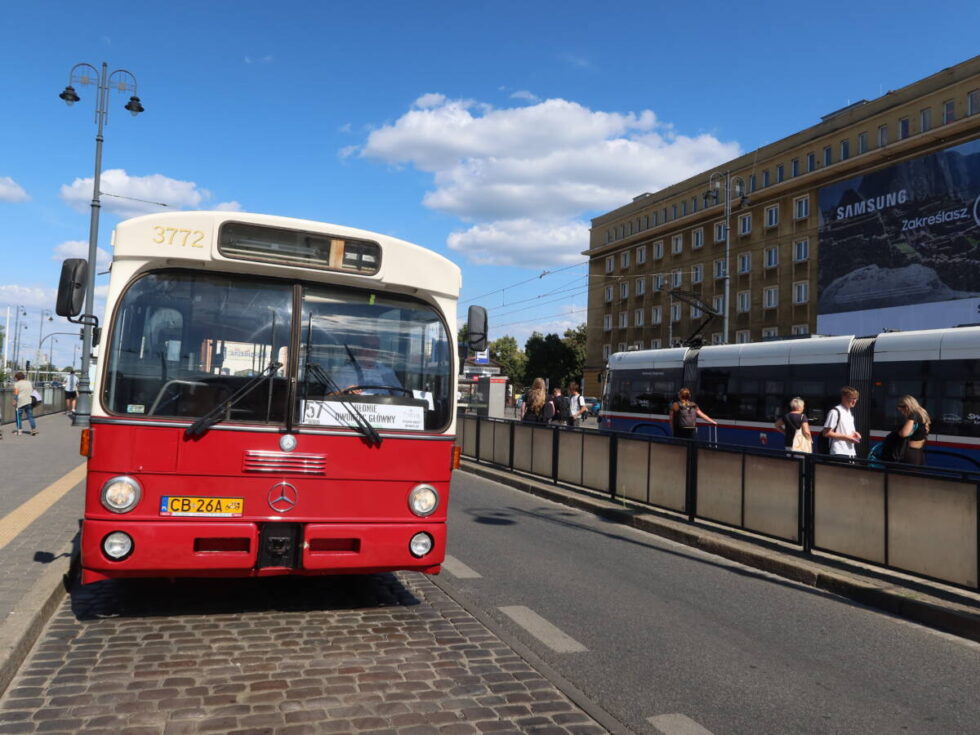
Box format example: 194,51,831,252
583,56,980,392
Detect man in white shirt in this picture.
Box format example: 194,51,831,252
566,382,588,427
821,386,862,459
64,368,79,416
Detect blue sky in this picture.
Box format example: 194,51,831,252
2,0,979,369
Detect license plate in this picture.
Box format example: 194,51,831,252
160,496,244,517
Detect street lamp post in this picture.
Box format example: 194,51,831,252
706,172,746,345
34,309,52,382
59,62,144,428
11,306,27,370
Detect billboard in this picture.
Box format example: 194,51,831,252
817,137,980,334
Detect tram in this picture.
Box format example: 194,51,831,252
599,327,980,470
56,211,486,583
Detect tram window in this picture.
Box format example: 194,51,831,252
698,367,735,420
933,360,979,437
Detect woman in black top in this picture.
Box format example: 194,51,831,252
774,397,812,451
896,395,930,465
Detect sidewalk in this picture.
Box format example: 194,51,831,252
461,459,980,643
0,412,84,696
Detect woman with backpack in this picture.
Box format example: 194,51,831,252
774,397,812,452
669,387,716,440
521,377,555,424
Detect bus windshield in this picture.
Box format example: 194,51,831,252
103,270,453,431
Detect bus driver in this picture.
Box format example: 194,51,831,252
331,335,403,395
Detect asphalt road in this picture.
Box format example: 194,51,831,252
440,470,980,735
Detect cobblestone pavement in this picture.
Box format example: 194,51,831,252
0,572,608,735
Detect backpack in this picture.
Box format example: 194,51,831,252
554,395,572,421
676,402,697,429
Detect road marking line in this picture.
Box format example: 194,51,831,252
442,554,482,578
498,605,587,653
648,713,716,735
0,463,86,553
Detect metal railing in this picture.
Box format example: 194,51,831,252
0,386,68,427
458,415,980,591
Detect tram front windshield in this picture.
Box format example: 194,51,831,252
103,270,453,431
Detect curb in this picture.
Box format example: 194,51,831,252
0,544,77,698
461,460,980,643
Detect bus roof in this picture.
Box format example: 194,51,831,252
111,211,462,299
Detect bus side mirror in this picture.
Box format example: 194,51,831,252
467,306,488,352
56,259,88,317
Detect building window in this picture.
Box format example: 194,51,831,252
840,140,850,161
791,158,799,177
823,146,832,166
692,264,703,284
619,311,628,328
762,170,770,187
692,196,699,213
690,304,702,319
791,324,809,336
620,282,629,299
681,201,688,217
671,269,682,288
651,339,662,349
857,132,868,154
738,212,752,235
651,306,662,324
793,281,809,304
653,274,665,291
806,153,815,172
670,303,681,322
635,309,644,327
636,278,646,296
712,333,724,345
671,234,684,254
969,90,980,116
643,214,649,230
765,246,779,268
748,174,757,192
606,230,613,244
793,239,809,262
714,222,727,242
764,286,778,308
652,212,659,226
762,327,778,339
793,196,809,220
920,107,932,132
878,124,888,147
714,259,728,279
654,240,664,259
737,291,750,313
618,342,627,353
621,251,630,269
712,295,725,314
602,344,611,360
603,314,612,331
692,228,704,249
636,245,647,264
736,330,751,344
943,99,955,124
765,205,779,228
605,256,614,273
899,117,910,140
776,164,784,183
604,286,613,302
738,252,751,273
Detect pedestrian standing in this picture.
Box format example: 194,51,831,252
12,372,37,436
821,386,861,459
521,378,555,424
566,382,588,427
775,397,812,452
64,367,79,416
893,395,930,465
669,387,716,440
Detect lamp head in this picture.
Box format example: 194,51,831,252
124,96,144,116
59,85,80,106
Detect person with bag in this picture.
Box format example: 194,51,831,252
820,386,861,460
669,387,716,440
550,387,572,425
566,382,588,427
774,397,812,452
878,395,930,465
521,378,555,424
11,372,37,436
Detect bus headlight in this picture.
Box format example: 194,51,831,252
408,484,439,517
101,476,142,514
102,532,133,560
409,532,433,558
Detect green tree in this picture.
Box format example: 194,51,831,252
523,332,578,390
562,324,587,382
489,335,527,388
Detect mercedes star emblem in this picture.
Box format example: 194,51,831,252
268,482,298,513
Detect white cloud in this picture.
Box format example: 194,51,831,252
510,90,539,103
213,201,243,212
448,219,589,267
59,169,240,217
0,176,29,202
356,95,740,266
52,240,111,272
0,285,57,311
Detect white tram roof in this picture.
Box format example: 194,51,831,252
111,211,462,299
607,347,688,370
688,335,854,367
873,325,980,362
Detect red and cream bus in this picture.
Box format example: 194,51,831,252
56,211,486,584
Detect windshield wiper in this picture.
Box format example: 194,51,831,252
184,361,282,439
304,362,382,447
